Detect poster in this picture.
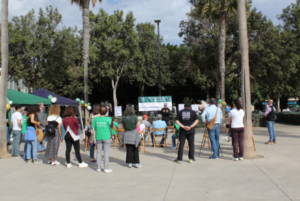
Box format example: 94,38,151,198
192,104,199,111
138,96,172,111
106,106,109,116
178,104,184,111
114,106,122,117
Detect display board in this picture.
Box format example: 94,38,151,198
138,96,172,111
114,106,122,117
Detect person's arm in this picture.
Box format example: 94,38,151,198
11,120,13,128
219,109,223,126
58,123,63,142
264,106,271,117
74,118,80,131
18,119,22,128
228,116,232,134
30,114,40,126
201,110,208,124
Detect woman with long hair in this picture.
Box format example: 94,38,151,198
93,106,113,173
25,106,42,164
89,104,101,163
122,104,141,168
45,105,63,166
63,107,88,168
228,99,245,161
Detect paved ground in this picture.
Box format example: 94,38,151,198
0,123,299,201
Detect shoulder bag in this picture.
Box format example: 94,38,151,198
207,108,218,130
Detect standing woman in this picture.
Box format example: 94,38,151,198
45,105,63,166
89,104,101,162
93,106,112,173
228,99,245,161
122,105,141,168
63,107,88,168
25,106,42,164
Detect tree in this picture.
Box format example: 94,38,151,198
89,9,138,108
238,0,255,158
70,0,102,122
0,0,9,158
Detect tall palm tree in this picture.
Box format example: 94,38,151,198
0,0,9,158
70,0,102,127
193,0,237,132
238,0,255,158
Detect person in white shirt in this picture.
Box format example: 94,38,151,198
228,99,245,161
11,105,23,157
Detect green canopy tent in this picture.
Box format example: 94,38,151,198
7,89,52,129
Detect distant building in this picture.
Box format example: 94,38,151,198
0,68,32,93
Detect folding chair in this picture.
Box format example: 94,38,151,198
152,128,166,148
115,128,125,148
139,131,145,154
145,127,151,145
166,126,175,147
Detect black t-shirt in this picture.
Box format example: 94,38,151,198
176,108,198,135
161,108,170,121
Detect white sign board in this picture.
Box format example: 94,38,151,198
114,106,122,117
192,104,199,111
178,104,184,111
138,96,172,111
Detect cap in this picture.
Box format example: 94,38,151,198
143,114,148,118
164,103,167,106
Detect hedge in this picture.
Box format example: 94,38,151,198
276,112,300,125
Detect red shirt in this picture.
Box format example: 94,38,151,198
63,117,79,135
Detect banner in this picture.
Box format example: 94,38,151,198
138,96,172,111
114,106,122,117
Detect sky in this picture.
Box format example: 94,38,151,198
0,0,297,45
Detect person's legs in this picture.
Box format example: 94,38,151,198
232,128,239,158
96,140,103,170
238,128,244,158
103,139,111,169
187,134,195,160
73,140,83,163
6,127,10,144
267,121,273,141
161,133,168,144
165,120,169,134
172,134,177,147
65,134,73,164
150,132,154,144
208,127,217,158
26,140,32,160
12,130,21,156
37,139,45,152
23,140,27,160
32,136,38,160
215,124,220,157
132,145,140,164
126,144,134,164
271,121,276,142
177,134,185,161
90,143,95,159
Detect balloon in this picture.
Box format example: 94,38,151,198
75,98,80,102
222,101,226,106
218,99,222,103
80,100,85,104
8,100,13,105
53,97,57,100
87,106,92,110
48,95,53,100
7,103,11,110
218,103,222,108
51,97,57,103
296,105,299,108
88,103,91,106
84,103,88,107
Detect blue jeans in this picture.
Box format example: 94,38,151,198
172,134,178,147
26,137,38,160
150,132,168,144
12,130,22,156
267,121,276,142
6,127,10,143
208,124,220,158
23,140,28,160
90,143,95,158
164,120,169,134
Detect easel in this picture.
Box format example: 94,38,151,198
199,128,223,157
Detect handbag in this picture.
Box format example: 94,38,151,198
207,108,218,130
35,124,45,142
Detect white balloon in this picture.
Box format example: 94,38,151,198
87,106,92,110
51,97,57,103
218,103,222,108
8,101,12,105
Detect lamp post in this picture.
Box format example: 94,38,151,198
154,18,161,96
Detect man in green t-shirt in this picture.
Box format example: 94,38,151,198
171,123,180,150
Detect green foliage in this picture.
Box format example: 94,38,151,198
276,113,300,125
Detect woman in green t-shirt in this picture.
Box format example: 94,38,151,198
122,104,141,168
92,106,112,173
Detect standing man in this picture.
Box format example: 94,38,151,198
174,102,199,163
201,98,223,159
161,103,170,134
11,105,23,158
37,103,47,152
264,99,276,144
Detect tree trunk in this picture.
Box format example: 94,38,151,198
238,0,255,159
219,12,226,133
215,78,220,99
111,78,119,109
0,0,9,158
206,86,209,100
277,92,280,112
139,83,145,96
83,0,90,128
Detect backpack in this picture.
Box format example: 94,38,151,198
45,117,58,137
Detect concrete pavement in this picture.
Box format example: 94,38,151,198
0,123,299,201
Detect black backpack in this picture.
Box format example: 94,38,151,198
46,117,58,137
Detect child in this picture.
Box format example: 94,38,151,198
172,123,180,149
110,117,118,138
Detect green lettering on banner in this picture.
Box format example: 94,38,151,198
138,96,172,103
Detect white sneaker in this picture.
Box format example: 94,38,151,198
79,162,88,168
231,157,239,161
52,161,60,166
128,163,132,168
222,136,230,142
239,157,244,161
104,169,113,173
96,168,101,172
134,164,142,168
171,147,176,150
47,160,52,164
67,163,72,168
